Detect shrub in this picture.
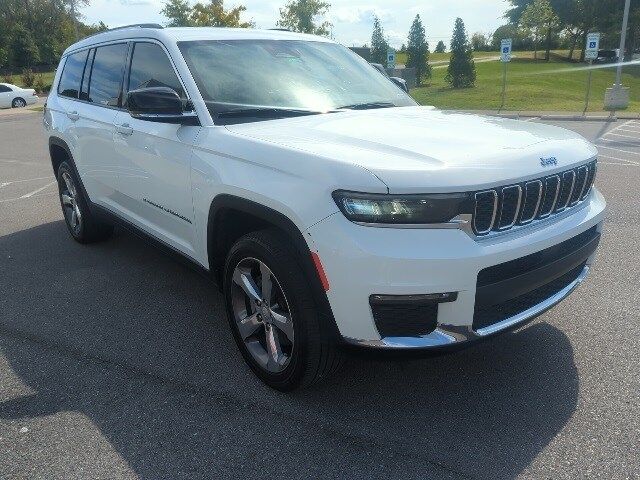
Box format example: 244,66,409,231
34,73,46,94
21,68,36,88
2,72,13,84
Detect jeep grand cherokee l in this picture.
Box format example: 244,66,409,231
43,25,605,390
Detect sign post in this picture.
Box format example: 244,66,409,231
583,32,600,115
386,49,396,70
499,39,512,112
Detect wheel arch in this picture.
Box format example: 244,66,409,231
207,194,341,340
48,136,93,210
49,136,73,177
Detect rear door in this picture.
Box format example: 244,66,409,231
75,43,129,205
112,41,200,256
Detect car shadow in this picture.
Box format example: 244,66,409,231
0,221,579,479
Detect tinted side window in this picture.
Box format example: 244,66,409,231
88,43,128,107
0,85,12,93
128,43,185,99
58,50,88,98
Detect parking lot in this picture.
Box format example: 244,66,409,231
0,111,638,479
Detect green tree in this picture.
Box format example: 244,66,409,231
190,0,253,27
406,14,431,85
519,0,559,60
0,46,7,68
434,40,446,53
471,32,491,51
0,0,98,68
276,0,331,36
162,0,193,26
445,17,475,88
370,16,389,65
9,25,40,67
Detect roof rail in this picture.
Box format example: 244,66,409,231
109,23,164,32
80,23,163,42
269,28,291,31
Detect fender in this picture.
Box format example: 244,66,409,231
207,194,341,341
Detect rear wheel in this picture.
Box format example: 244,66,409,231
57,161,113,243
224,230,343,390
11,98,26,108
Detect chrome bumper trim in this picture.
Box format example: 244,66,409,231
344,265,590,350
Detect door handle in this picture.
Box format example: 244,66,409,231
115,123,133,136
66,110,79,121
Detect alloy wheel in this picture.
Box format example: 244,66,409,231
60,171,82,234
231,258,295,373
13,98,26,108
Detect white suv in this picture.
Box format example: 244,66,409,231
44,25,606,390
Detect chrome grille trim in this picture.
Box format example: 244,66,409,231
520,180,543,224
556,170,576,212
581,163,597,200
497,185,522,230
473,190,498,235
571,165,589,206
539,175,561,219
471,160,596,237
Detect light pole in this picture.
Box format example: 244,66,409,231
605,0,631,110
615,0,631,86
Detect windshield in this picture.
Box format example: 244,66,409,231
177,39,416,123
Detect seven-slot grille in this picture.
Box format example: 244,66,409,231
473,160,597,235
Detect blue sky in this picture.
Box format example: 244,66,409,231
82,0,510,48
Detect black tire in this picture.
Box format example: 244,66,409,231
11,97,26,108
57,161,113,243
224,229,344,391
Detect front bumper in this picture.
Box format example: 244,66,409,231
306,188,606,350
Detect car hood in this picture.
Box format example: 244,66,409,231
225,106,597,193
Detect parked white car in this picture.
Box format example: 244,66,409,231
43,25,605,390
0,83,38,108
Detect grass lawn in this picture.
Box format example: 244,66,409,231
9,70,56,89
410,56,640,112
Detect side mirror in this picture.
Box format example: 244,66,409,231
390,76,409,93
127,87,199,125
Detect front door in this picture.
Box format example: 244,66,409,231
112,41,200,258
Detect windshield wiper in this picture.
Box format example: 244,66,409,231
216,107,322,119
336,102,396,110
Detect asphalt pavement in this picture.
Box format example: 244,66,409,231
0,111,638,479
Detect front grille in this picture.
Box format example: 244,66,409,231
473,263,586,331
472,160,597,236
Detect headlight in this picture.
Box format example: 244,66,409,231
332,190,472,225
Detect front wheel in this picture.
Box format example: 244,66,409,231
11,97,26,108
224,230,343,391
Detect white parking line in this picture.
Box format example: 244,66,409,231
0,191,57,203
19,180,56,198
604,132,640,140
599,154,640,166
598,161,639,167
606,120,636,134
0,176,53,189
597,144,640,156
